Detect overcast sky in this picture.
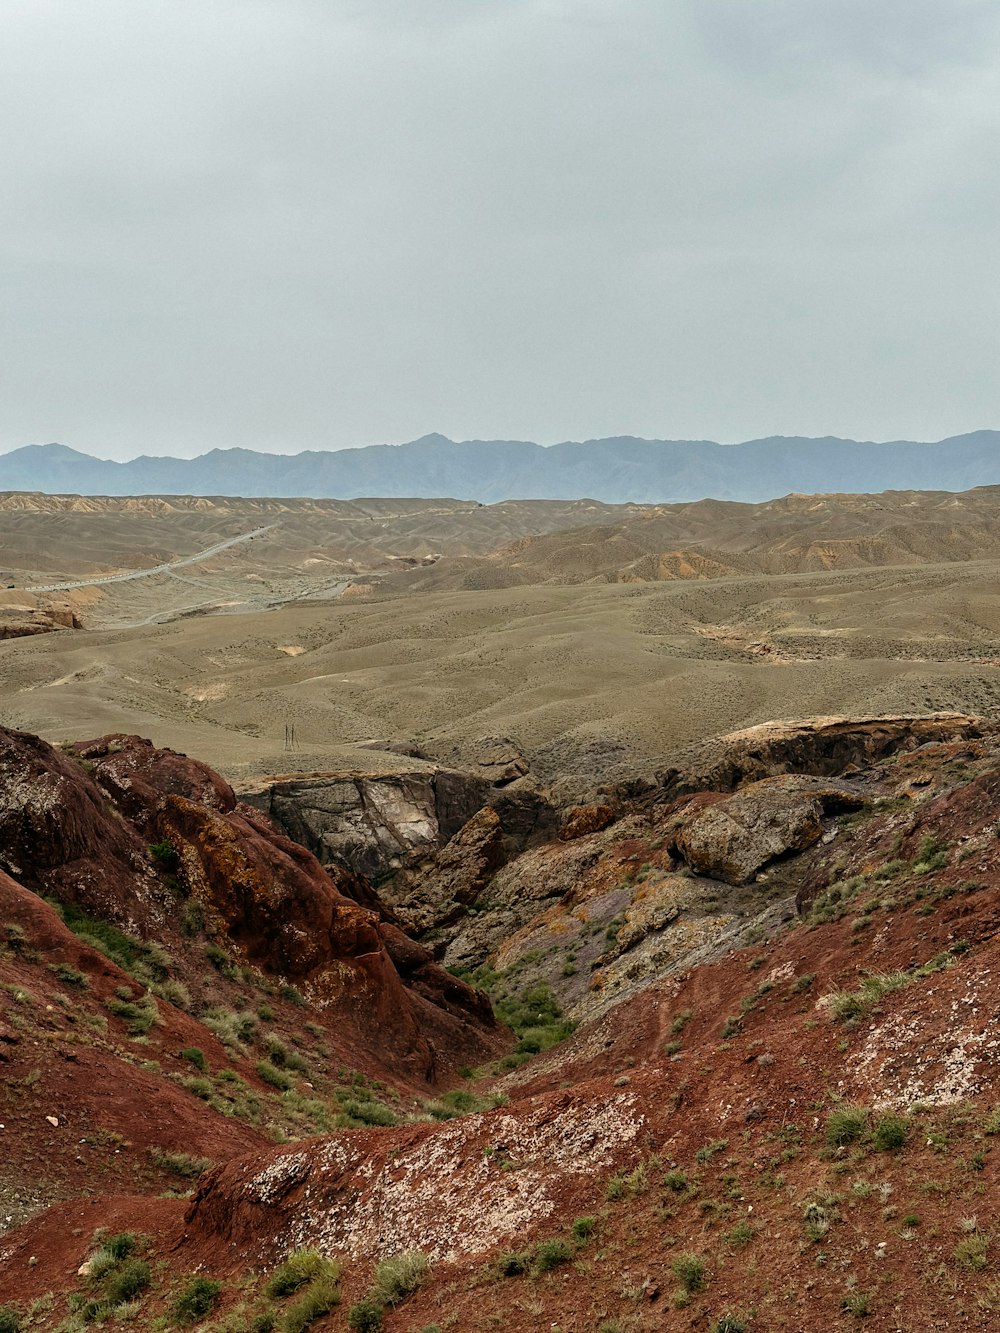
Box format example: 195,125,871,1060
2,0,999,459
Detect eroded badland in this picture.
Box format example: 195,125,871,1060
1,487,999,1333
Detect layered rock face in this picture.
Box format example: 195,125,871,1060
241,747,553,883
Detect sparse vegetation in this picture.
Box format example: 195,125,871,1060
105,990,158,1036
493,1250,532,1278
370,1250,430,1305
283,1274,341,1333
695,1139,728,1163
872,1112,910,1151
76,1234,151,1322
827,1105,868,1148
257,1059,295,1090
841,1290,873,1318
148,838,180,872
265,1251,332,1299
149,1147,212,1178
670,1253,706,1293
954,1235,989,1270
347,1300,382,1333
532,1238,573,1273
173,1277,222,1324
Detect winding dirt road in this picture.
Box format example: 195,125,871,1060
25,524,278,592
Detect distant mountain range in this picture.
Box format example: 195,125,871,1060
1,432,999,503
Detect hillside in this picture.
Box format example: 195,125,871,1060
4,430,1000,502
1,714,999,1331
375,486,1000,592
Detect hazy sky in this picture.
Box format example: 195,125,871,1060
2,0,999,459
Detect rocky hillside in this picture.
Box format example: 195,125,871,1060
2,715,999,1331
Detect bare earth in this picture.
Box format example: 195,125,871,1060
3,486,1000,786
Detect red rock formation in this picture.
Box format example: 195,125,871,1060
0,727,505,1086
557,804,618,841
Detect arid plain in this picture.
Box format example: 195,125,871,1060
3,488,1000,786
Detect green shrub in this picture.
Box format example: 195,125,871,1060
104,1233,137,1262
571,1215,596,1242
663,1169,688,1192
670,1253,706,1293
347,1300,382,1333
149,839,180,872
826,1105,868,1148
954,1236,989,1270
532,1239,573,1273
841,1290,873,1318
180,1047,207,1071
0,1308,22,1333
265,1251,331,1299
49,962,89,989
283,1275,341,1333
494,1250,531,1277
711,1318,748,1333
104,1258,151,1305
371,1250,430,1305
149,1148,212,1178
872,1113,909,1151
257,1060,294,1091
173,1277,222,1323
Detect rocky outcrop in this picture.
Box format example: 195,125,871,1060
468,735,530,786
381,806,508,934
156,792,499,1076
242,764,555,883
0,601,81,638
657,714,982,798
673,775,863,885
558,804,618,841
0,726,506,1084
74,733,237,831
242,769,489,881
0,727,161,926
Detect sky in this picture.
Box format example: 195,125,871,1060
2,0,999,460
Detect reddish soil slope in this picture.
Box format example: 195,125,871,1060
2,721,999,1332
